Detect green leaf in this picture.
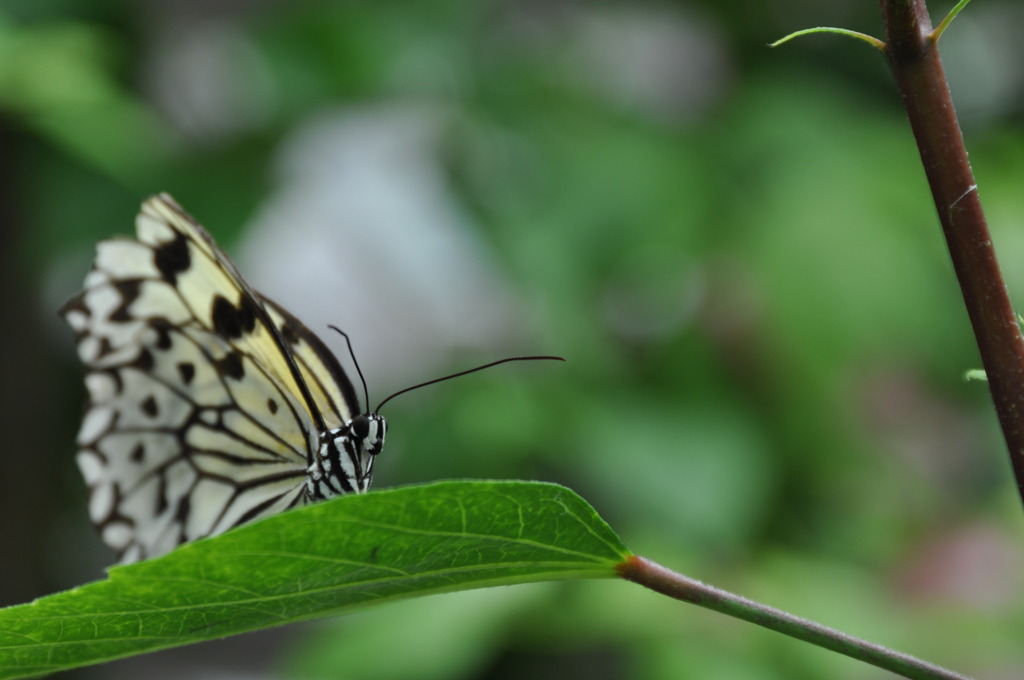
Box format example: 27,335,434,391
0,480,628,679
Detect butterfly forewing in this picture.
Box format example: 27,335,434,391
62,193,362,563
263,298,362,428
137,198,321,422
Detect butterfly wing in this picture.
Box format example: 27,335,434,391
61,194,355,562
261,296,362,430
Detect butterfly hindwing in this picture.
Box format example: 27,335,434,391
62,194,349,563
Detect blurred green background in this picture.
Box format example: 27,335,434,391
3,1,1024,678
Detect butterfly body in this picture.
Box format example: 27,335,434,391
62,194,380,563
308,414,386,500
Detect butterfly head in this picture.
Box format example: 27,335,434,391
312,413,387,498
349,413,387,456
323,324,561,500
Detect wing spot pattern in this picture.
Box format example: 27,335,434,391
153,324,173,350
109,280,142,322
178,362,196,385
216,352,245,380
153,231,191,283
132,348,154,371
61,193,370,564
211,294,257,340
141,395,159,417
279,320,300,346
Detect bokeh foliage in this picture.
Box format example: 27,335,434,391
3,1,1023,678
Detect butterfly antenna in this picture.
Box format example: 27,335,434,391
374,355,565,413
328,325,371,412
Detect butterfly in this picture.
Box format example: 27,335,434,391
62,194,561,563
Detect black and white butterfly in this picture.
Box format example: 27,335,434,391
62,194,558,563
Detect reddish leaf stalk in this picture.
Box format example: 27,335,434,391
619,556,972,680
880,0,1024,501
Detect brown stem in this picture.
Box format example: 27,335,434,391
880,0,1024,501
619,556,973,680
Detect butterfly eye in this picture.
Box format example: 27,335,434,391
350,415,370,440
